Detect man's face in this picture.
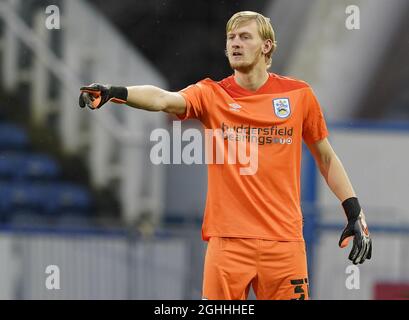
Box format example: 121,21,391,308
226,20,266,72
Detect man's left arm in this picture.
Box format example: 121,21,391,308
306,138,372,264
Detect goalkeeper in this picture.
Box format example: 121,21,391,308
79,11,372,300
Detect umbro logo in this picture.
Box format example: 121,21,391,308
229,103,242,112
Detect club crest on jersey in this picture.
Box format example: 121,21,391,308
273,98,291,119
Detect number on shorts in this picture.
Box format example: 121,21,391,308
290,278,309,300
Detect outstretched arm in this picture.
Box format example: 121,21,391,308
79,83,187,116
125,85,186,115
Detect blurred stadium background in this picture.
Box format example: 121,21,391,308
0,0,408,299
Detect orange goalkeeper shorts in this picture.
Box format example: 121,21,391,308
202,237,309,300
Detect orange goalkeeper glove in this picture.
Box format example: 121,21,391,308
339,197,372,265
79,83,128,110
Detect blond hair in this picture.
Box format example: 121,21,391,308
226,11,277,67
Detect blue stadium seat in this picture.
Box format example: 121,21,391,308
0,123,29,151
20,153,60,181
0,152,60,181
8,212,51,226
0,122,93,224
47,183,92,214
0,182,92,218
0,182,47,216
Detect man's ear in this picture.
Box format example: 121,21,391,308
263,39,273,54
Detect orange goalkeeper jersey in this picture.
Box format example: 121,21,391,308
177,73,328,241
